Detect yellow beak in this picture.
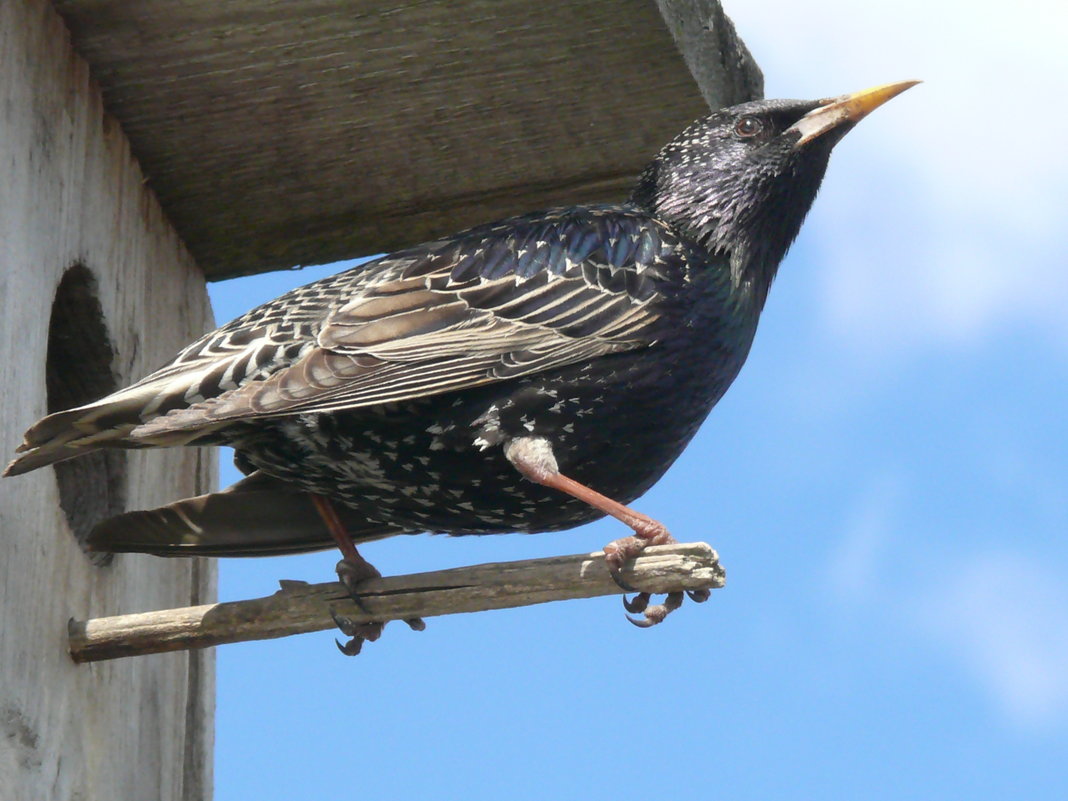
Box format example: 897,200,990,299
789,80,921,147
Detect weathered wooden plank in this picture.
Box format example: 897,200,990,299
69,543,725,662
50,1,761,279
0,1,216,798
655,0,764,106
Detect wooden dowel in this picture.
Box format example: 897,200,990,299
69,542,724,662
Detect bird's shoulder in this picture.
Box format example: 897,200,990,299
382,203,692,297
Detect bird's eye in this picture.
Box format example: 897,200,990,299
734,115,764,139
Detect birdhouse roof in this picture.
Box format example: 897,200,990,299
53,0,761,279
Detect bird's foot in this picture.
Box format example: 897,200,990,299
329,612,384,656
602,525,676,591
604,527,709,627
335,556,382,608
331,558,426,656
503,444,700,628
621,588,711,627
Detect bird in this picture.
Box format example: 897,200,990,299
5,81,917,653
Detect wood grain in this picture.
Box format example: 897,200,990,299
0,1,215,798
51,1,761,279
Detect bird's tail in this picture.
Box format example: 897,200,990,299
88,471,403,557
4,381,225,477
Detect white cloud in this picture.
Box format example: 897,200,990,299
725,0,1068,356
911,551,1068,729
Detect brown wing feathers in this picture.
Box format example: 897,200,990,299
5,207,674,474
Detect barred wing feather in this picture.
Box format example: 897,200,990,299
6,206,686,473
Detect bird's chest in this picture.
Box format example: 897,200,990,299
444,320,755,493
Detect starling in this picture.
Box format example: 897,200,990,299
6,81,916,651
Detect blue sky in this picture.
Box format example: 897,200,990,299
209,2,1068,798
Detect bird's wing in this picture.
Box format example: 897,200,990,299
7,206,687,469
128,207,685,440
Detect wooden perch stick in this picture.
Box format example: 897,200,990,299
68,542,723,662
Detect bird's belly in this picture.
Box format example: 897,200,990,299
229,342,751,536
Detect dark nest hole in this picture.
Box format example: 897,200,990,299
47,265,126,565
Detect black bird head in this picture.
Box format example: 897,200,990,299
632,81,918,303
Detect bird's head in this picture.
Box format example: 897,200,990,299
631,81,918,301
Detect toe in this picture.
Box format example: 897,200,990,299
330,609,358,636
336,557,381,587
625,591,684,628
335,637,365,656
336,558,384,613
603,536,643,591
622,592,650,614
330,609,384,640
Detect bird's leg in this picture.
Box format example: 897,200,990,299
309,494,425,656
504,437,703,627
503,438,674,578
309,493,380,590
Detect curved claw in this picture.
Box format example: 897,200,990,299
687,588,711,603
626,613,660,628
603,538,641,591
609,570,638,593
405,617,427,632
330,609,383,638
335,637,364,657
329,608,357,635
622,592,650,614
330,608,352,633
624,591,685,628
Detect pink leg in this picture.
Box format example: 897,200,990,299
309,494,425,655
505,437,707,627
